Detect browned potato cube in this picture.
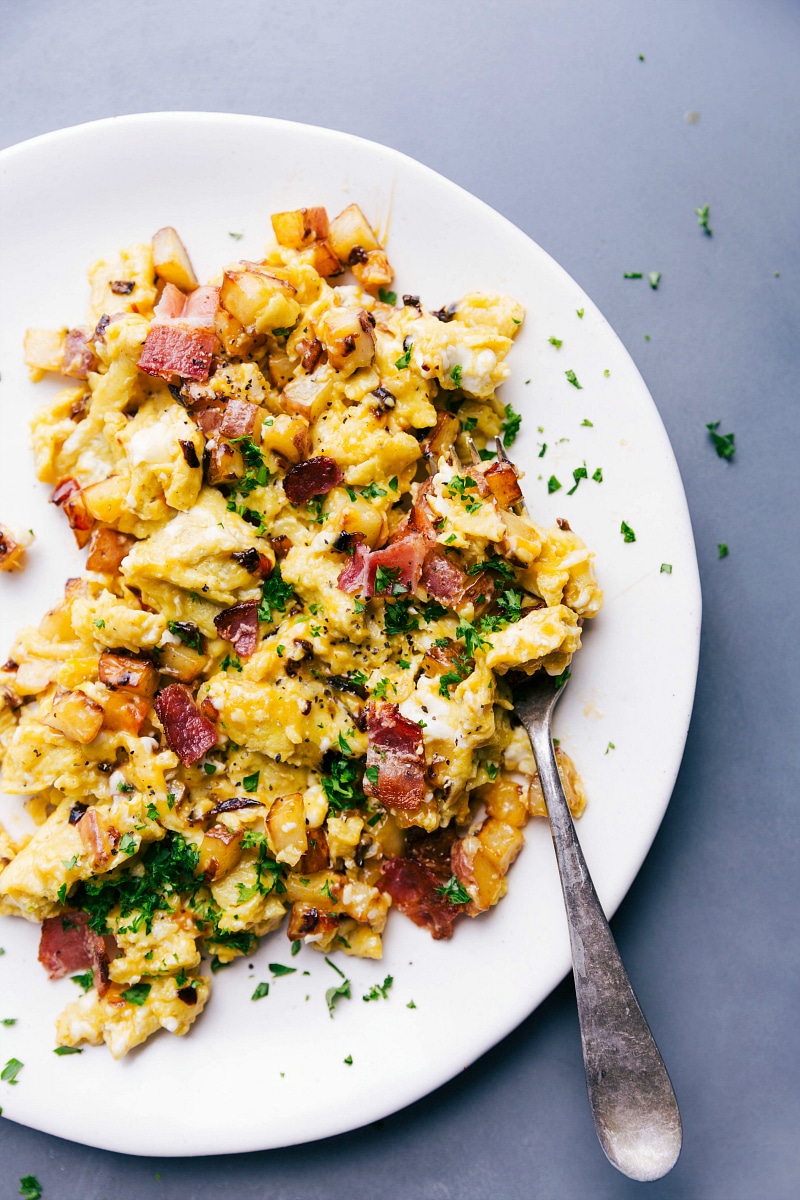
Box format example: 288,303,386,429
477,817,524,874
152,226,198,291
351,249,394,293
85,528,134,574
271,207,329,250
219,398,263,440
478,773,529,827
206,440,245,485
0,525,32,572
266,793,308,867
260,414,309,464
315,306,376,371
51,478,95,548
98,651,158,697
101,690,150,735
220,266,300,335
421,412,460,458
327,203,380,263
286,902,340,941
283,870,342,909
197,824,244,881
42,687,104,744
451,835,504,912
215,307,253,357
304,240,343,278
484,460,523,508
158,641,207,683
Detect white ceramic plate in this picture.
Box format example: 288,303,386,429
0,113,701,1157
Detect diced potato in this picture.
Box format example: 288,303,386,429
477,817,524,874
101,690,150,735
219,398,263,440
280,374,333,421
206,440,244,485
452,834,504,912
85,528,134,574
315,306,376,371
52,480,95,548
303,240,342,278
158,641,207,683
197,824,243,881
422,412,460,459
0,525,32,572
528,747,587,819
478,773,529,827
284,870,341,909
260,414,309,464
24,328,66,379
220,266,300,336
351,249,394,293
215,308,252,357
152,226,198,291
267,348,295,390
286,902,340,943
98,651,159,696
41,687,104,744
271,207,329,250
267,793,307,867
484,460,523,508
82,476,130,526
327,203,380,263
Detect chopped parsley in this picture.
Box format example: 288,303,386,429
606,742,616,754
270,963,296,977
456,618,491,656
623,272,643,279
501,403,522,445
374,564,404,595
242,771,260,793
485,762,500,781
706,421,735,460
344,1054,353,1065
18,1179,43,1200
259,564,294,623
361,482,388,500
407,1000,417,1009
565,369,582,389
228,231,244,240
2,1057,23,1085
167,620,202,651
450,364,463,386
554,665,571,689
567,465,588,495
121,982,151,1007
53,1046,82,1056
647,271,661,290
71,971,94,993
383,596,419,637
436,876,471,905
220,652,242,673
394,345,412,369
252,982,270,1000
581,418,593,427
576,308,585,318
378,288,397,305
467,555,515,580
592,467,603,482
118,833,137,857
321,755,367,812
324,957,351,1017
695,204,712,235
363,975,393,1001
547,475,562,494
291,939,301,956
660,563,672,574
718,542,729,559
620,521,636,543
548,336,563,349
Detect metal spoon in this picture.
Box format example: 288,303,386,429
514,668,683,1181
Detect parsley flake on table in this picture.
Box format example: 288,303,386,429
565,369,582,389
363,975,393,1001
660,563,673,574
344,1055,353,1065
407,1000,417,1009
606,742,616,754
695,204,712,235
567,465,588,496
324,957,351,1017
501,403,522,445
548,336,563,349
592,468,603,482
647,271,662,289
291,940,301,956
269,963,296,977
252,982,270,1000
53,1046,82,1056
18,1179,43,1200
718,543,729,559
547,475,562,494
620,521,637,543
576,308,584,318
623,272,643,279
2,1056,23,1084
228,231,244,240
706,421,735,460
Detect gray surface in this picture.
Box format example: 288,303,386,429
1,0,798,1196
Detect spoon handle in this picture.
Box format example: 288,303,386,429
523,718,682,1182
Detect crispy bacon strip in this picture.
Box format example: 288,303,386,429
336,529,430,599
214,601,259,657
61,329,97,379
38,911,117,995
420,550,466,602
364,702,426,811
379,858,463,940
283,456,343,505
138,283,219,382
154,682,219,765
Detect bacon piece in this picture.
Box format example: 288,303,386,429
194,406,223,436
420,550,466,602
154,683,219,765
364,702,426,811
61,330,97,379
214,601,259,657
39,911,118,995
336,541,371,594
336,529,429,599
379,858,463,940
138,284,220,382
283,456,343,505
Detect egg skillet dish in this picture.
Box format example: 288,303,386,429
0,203,602,1057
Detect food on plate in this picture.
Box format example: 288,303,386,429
0,524,33,571
0,202,602,1056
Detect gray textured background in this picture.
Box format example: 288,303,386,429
1,1,798,1196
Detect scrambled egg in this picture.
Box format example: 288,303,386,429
0,202,602,1057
